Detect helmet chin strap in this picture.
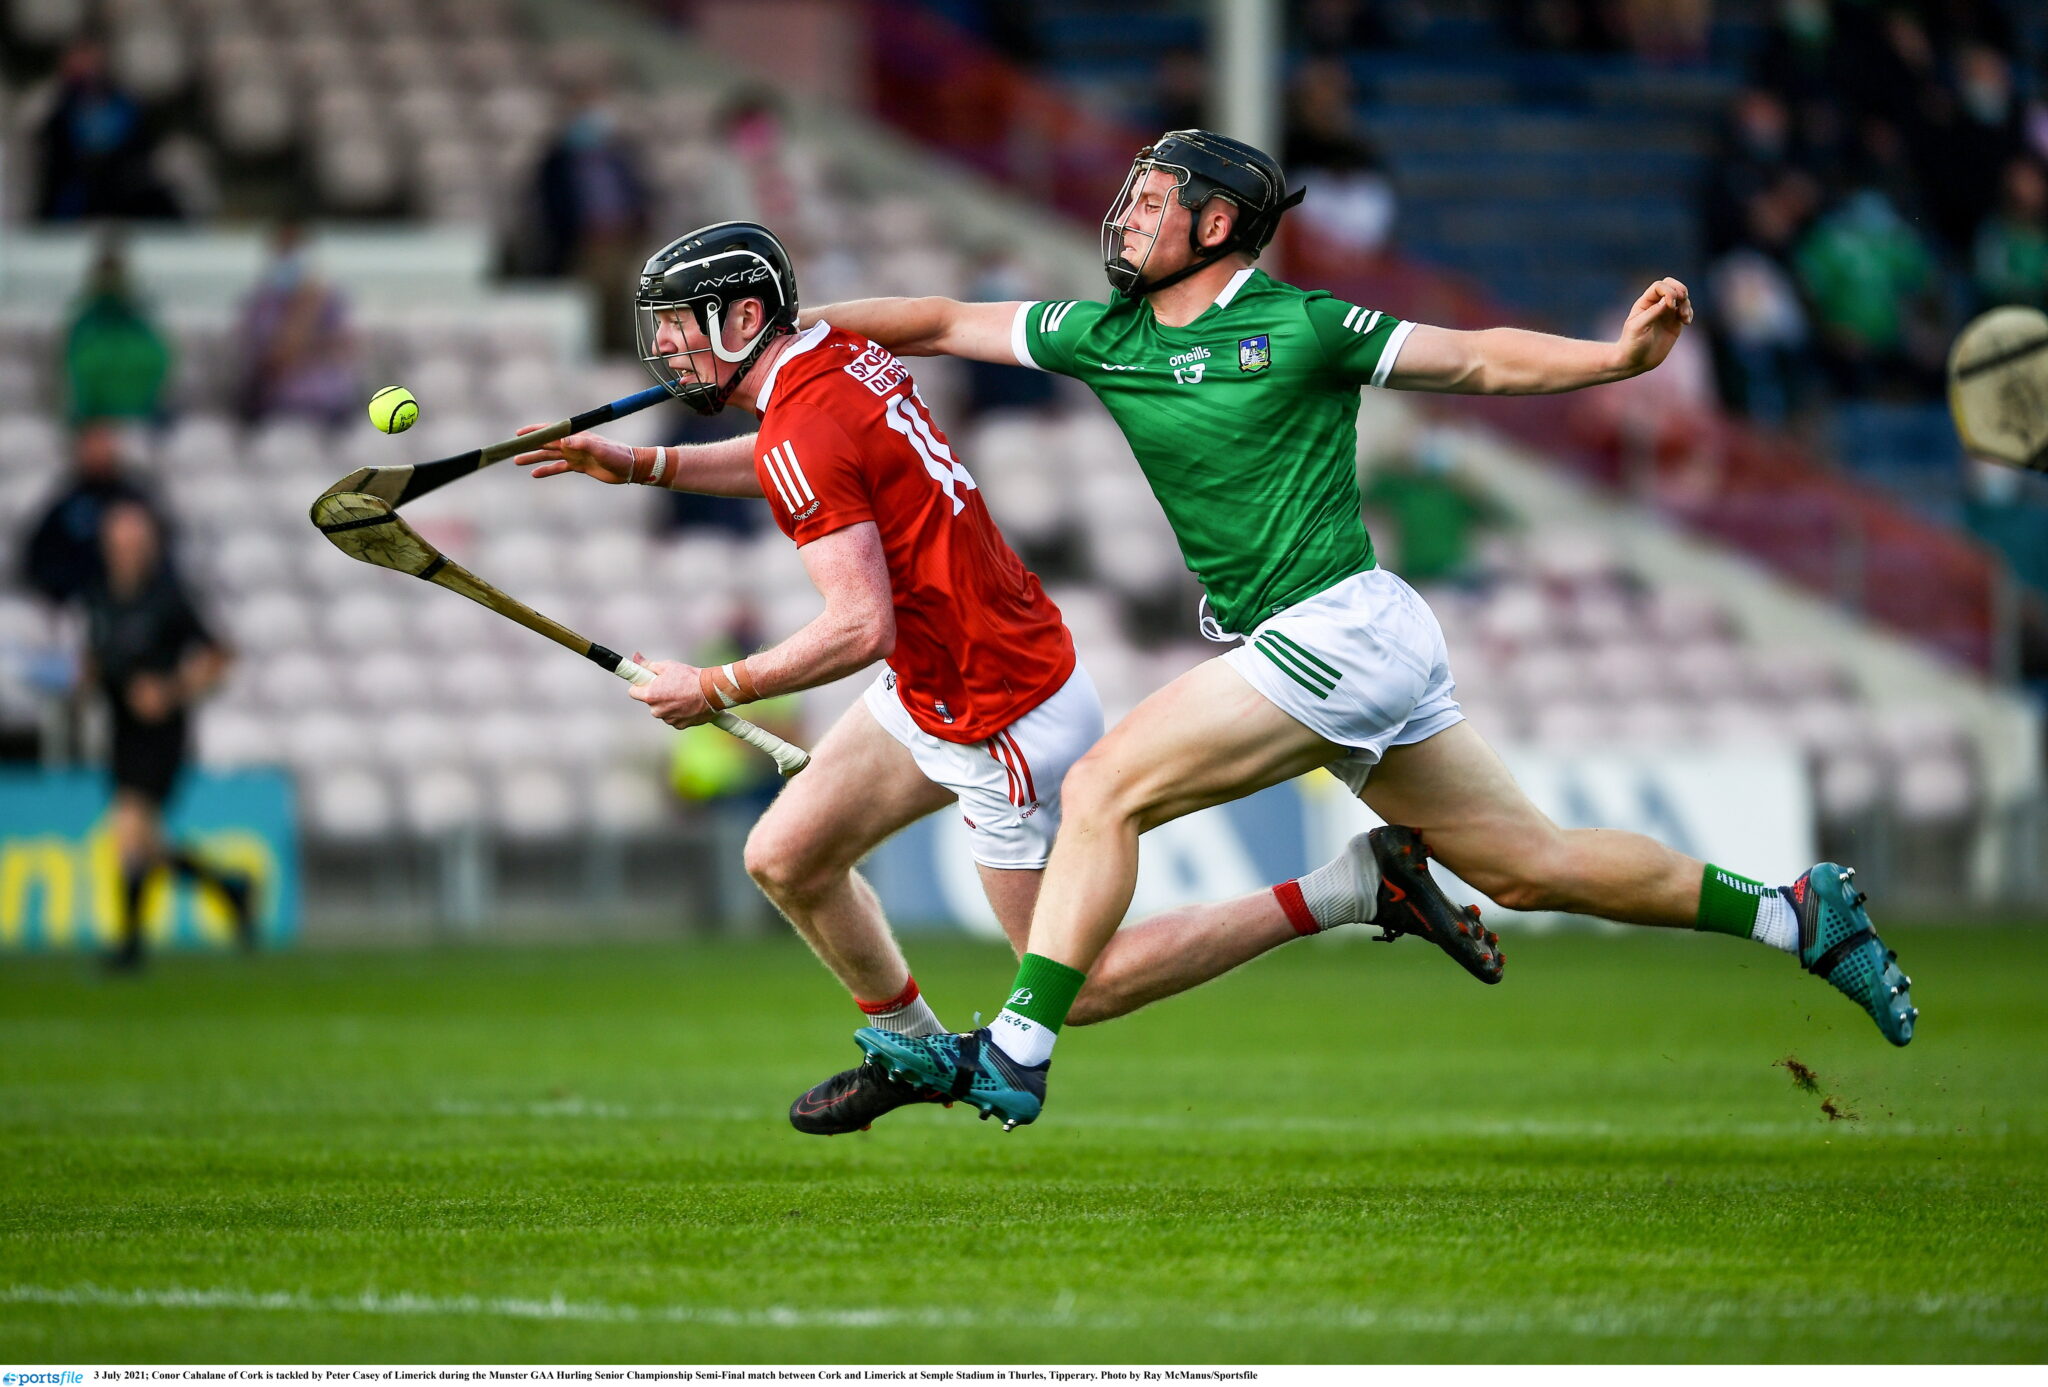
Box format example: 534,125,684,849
1125,184,1306,300
1126,245,1235,300
682,302,791,414
701,302,770,364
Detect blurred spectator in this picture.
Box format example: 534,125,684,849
1359,437,1511,585
533,94,651,353
702,89,829,257
1282,59,1396,257
20,422,167,608
1703,88,1802,258
1512,0,1622,54
235,224,359,425
1289,0,1395,51
1707,243,1812,427
918,1,1044,64
1750,0,1845,106
1151,48,1208,133
62,233,172,425
1615,0,1711,65
1793,187,1946,396
31,39,178,221
1973,156,2048,311
1909,41,2022,254
962,247,1057,418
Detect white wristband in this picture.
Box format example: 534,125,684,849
648,446,672,488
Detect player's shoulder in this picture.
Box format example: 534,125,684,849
1246,274,1341,317
774,323,915,406
1025,296,1118,336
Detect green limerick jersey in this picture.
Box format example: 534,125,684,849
1013,267,1412,633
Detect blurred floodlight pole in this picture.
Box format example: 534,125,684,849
1211,0,1280,160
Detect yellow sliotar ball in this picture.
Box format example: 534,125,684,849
368,385,419,434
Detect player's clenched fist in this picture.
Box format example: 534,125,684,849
512,426,635,483
1616,276,1693,375
628,655,717,727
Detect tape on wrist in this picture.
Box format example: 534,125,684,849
697,659,760,711
650,445,672,487
696,665,730,711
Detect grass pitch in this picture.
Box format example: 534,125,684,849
3,923,2045,1363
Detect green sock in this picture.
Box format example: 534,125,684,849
1002,953,1087,1033
1696,864,1772,938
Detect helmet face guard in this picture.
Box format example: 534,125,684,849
1101,131,1304,300
1102,153,1198,299
633,226,797,414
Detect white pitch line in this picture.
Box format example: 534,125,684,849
0,1284,996,1331
4,1285,2043,1342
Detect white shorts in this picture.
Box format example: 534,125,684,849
1221,568,1464,794
862,662,1104,870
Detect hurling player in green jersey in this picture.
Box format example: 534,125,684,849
811,130,1915,1131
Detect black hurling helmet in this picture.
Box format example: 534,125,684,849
633,220,798,414
1102,129,1305,299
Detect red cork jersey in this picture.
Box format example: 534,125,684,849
751,323,1076,742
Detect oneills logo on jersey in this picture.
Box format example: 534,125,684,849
762,441,819,520
1340,305,1383,336
1239,335,1271,373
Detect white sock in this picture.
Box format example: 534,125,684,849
860,981,944,1037
1752,890,1799,954
1280,831,1383,933
987,1008,1055,1066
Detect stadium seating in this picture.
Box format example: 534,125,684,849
0,0,2002,918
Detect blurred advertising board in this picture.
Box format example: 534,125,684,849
870,747,1815,933
0,769,298,952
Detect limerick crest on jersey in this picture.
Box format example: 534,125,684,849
1238,335,1271,373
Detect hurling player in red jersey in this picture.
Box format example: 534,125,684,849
517,224,1367,1134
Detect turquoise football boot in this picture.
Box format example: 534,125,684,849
855,1027,1047,1130
1789,864,1916,1047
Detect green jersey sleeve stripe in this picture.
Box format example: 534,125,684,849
1011,302,1043,371
1254,636,1335,697
1371,320,1418,389
1262,629,1343,683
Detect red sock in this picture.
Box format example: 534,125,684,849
1272,881,1321,936
857,976,921,1015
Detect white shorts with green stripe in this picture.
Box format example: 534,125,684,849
1221,567,1464,794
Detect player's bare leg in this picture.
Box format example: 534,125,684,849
743,699,952,1005
980,861,1302,1026
856,661,1343,1124
1356,720,1914,1044
1361,720,1702,926
1028,660,1342,974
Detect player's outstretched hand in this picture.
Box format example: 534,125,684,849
627,653,718,728
1617,276,1693,376
513,427,634,484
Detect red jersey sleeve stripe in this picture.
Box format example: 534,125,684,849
761,443,799,510
779,442,816,504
